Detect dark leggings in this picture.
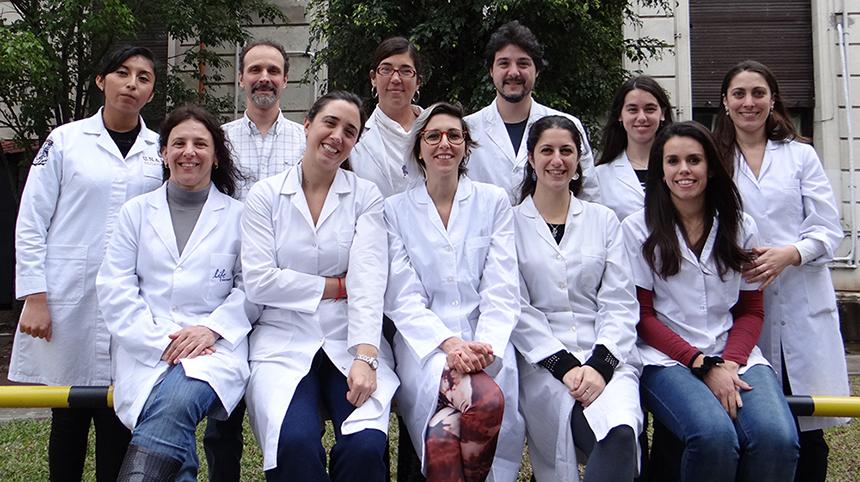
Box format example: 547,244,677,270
571,403,637,482
203,401,245,482
424,367,505,482
781,353,829,482
48,407,131,482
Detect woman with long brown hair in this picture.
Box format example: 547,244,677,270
622,121,798,481
713,60,849,482
595,75,674,221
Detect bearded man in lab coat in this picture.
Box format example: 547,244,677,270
465,21,599,204
203,39,306,481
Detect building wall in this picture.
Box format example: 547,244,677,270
623,2,692,121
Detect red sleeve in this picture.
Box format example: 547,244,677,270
636,287,701,366
723,290,765,366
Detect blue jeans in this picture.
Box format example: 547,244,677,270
265,350,388,482
131,364,218,482
641,364,799,482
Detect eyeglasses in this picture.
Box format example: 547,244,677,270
421,129,465,145
375,65,417,78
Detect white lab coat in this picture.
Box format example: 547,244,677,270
96,184,258,429
241,166,398,471
384,177,524,482
11,109,163,386
621,210,770,372
464,98,599,204
511,194,642,482
594,152,644,221
351,105,423,198
733,140,849,431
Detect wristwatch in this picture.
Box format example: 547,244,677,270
355,354,379,370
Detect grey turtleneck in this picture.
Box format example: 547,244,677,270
167,181,210,255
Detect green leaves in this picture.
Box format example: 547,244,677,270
0,0,286,155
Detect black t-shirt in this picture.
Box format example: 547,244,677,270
107,122,141,158
634,168,648,189
505,119,528,155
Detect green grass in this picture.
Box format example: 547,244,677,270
0,415,531,481
0,379,857,481
822,376,860,482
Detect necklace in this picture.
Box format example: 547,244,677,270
547,222,564,243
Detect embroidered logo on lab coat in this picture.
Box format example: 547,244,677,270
142,155,162,166
32,139,53,166
212,268,231,282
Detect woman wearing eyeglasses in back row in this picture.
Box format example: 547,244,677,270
351,37,424,198
384,102,525,482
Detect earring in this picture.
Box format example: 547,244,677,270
215,163,219,170
530,171,537,181
371,86,378,99
412,89,420,104
572,172,580,181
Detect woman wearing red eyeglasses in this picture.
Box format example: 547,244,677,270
384,102,524,482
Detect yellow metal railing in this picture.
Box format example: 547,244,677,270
0,387,857,418
785,395,860,418
0,386,113,409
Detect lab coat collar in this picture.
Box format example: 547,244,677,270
280,163,352,230
412,176,474,241
757,139,777,179
612,152,645,197
675,214,720,273
735,139,779,186
362,106,423,184
146,183,226,264
84,107,157,161
481,97,548,167
412,175,475,205
181,184,228,261
519,192,583,253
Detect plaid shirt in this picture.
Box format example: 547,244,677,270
223,112,305,200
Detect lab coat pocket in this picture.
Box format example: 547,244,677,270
337,229,354,268
778,185,803,220
141,160,165,190
207,253,237,302
248,323,294,361
143,163,164,180
466,236,491,276
45,244,88,305
802,264,837,317
577,254,604,293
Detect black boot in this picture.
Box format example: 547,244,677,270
116,444,182,482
